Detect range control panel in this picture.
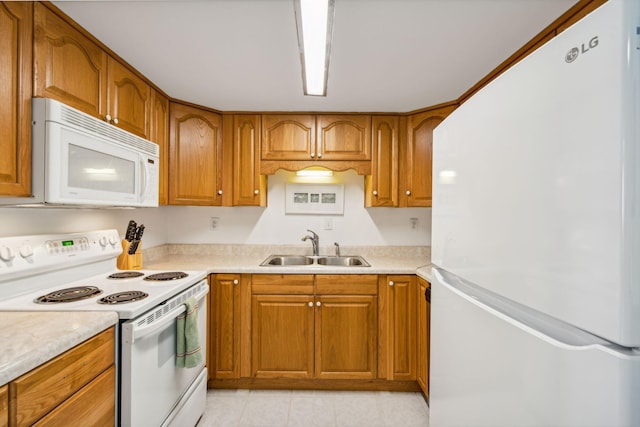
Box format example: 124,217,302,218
0,229,121,281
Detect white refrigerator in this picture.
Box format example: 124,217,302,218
430,0,640,425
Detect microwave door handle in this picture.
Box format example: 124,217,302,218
139,157,147,198
130,287,208,342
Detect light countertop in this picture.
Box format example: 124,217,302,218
0,311,118,385
144,244,432,277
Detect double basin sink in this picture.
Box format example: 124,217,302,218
260,254,370,267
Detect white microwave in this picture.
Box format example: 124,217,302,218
1,98,159,207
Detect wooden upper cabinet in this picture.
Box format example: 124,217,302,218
365,116,399,207
34,4,151,139
0,2,32,198
231,115,266,206
34,3,107,118
261,114,315,160
401,106,455,207
169,102,223,205
107,58,150,138
150,90,169,205
316,115,371,161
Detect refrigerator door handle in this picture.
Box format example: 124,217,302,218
433,268,620,350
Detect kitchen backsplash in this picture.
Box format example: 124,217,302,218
0,170,431,247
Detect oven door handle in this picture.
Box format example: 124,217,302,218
130,287,208,342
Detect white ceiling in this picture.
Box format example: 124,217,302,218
53,0,578,113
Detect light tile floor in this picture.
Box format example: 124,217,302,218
197,389,429,427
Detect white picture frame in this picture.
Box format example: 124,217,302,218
285,183,344,215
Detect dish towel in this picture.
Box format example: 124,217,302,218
176,297,203,368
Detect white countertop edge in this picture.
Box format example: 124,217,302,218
0,311,118,385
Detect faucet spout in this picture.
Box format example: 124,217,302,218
334,242,340,257
301,229,320,256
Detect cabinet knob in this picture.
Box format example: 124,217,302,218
217,190,223,195
104,114,112,122
405,190,411,196
372,190,378,196
310,152,315,158
389,281,395,287
233,279,239,285
254,189,259,195
316,301,321,307
317,152,322,158
112,117,119,125
308,301,313,307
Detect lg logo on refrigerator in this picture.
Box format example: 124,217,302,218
565,36,599,63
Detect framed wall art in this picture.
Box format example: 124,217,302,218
285,183,344,215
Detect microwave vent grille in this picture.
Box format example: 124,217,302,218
60,107,159,157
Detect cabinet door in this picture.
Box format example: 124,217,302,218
0,2,32,197
379,275,417,380
251,295,314,378
107,58,150,138
150,90,169,205
34,3,107,118
261,114,315,160
315,295,377,380
169,102,223,205
316,115,371,161
232,115,266,206
417,277,430,397
0,384,6,427
365,116,399,207
210,274,242,379
402,106,455,207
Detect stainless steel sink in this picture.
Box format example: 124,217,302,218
316,256,370,267
261,255,315,266
260,255,370,267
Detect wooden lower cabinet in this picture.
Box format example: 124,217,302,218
417,277,430,397
0,384,7,427
210,274,243,379
252,294,315,378
250,274,378,380
379,275,417,380
9,327,115,426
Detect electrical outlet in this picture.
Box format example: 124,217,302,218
211,217,220,230
410,217,418,230
324,218,333,230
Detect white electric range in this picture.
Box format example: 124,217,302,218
0,229,209,427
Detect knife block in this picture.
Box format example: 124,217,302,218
116,239,143,270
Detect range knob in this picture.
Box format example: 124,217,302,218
98,236,108,247
19,245,34,258
0,246,15,262
108,235,118,245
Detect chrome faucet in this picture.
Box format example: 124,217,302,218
334,242,340,257
301,229,319,256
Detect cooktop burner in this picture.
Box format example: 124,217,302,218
108,271,145,279
36,286,103,304
144,272,189,281
97,291,148,305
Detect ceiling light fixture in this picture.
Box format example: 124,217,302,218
294,0,335,96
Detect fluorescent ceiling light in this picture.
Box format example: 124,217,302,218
296,169,334,177
294,0,335,96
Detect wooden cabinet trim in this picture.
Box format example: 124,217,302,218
251,274,314,294
315,275,378,295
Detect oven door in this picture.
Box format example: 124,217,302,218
120,281,208,427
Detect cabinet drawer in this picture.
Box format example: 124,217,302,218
252,274,314,294
316,275,378,295
12,327,114,426
33,365,115,427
